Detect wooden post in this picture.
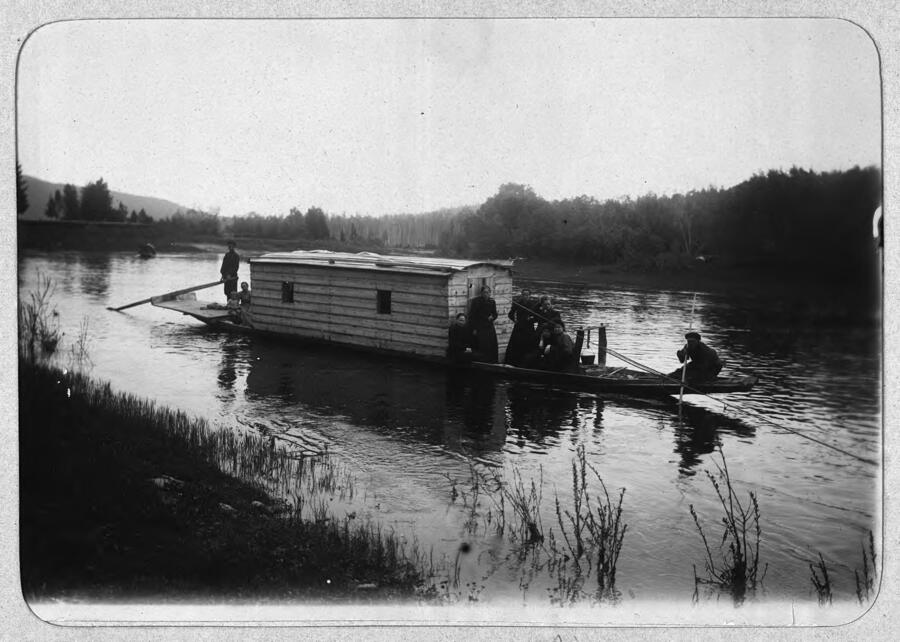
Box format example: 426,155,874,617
597,324,607,366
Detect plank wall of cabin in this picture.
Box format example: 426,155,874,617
447,267,514,354
249,263,452,357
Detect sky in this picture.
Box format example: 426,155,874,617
16,18,881,218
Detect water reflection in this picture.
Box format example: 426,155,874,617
76,253,112,298
243,338,511,455
216,335,242,394
238,330,757,473
506,384,581,448
666,401,758,476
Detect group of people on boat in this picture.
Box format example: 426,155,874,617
447,285,723,383
218,240,723,384
447,286,581,373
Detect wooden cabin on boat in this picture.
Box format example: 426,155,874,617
246,250,514,359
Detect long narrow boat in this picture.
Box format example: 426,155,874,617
147,250,757,398
462,361,757,396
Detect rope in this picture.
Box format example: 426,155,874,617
511,299,878,466
604,345,878,467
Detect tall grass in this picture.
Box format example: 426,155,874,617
809,552,833,606
442,446,627,606
67,316,94,371
550,445,627,602
855,530,878,605
95,385,356,514
809,530,877,606
503,466,545,545
24,360,424,593
18,272,60,362
690,451,766,605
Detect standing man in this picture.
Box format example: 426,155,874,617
504,288,538,366
467,285,499,363
220,240,240,301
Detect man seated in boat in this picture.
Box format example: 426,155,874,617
535,296,562,331
540,321,580,373
237,281,251,307
446,312,475,363
670,331,723,383
520,324,552,369
225,281,253,324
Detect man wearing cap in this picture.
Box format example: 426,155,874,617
220,240,240,300
671,331,723,382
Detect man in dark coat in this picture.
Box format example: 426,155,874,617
671,331,723,382
220,240,240,300
446,313,474,363
467,286,499,363
504,288,538,366
535,295,563,332
541,321,579,373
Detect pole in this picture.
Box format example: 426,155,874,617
678,293,698,415
107,279,224,312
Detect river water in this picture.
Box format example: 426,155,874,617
18,250,881,618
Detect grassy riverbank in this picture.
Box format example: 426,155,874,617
19,359,423,603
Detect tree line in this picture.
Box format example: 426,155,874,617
17,163,880,277
478,166,880,276
226,206,330,241
344,165,880,278
19,171,155,224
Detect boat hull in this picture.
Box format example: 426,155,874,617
150,297,757,398
461,361,758,396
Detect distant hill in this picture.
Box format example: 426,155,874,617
19,175,188,221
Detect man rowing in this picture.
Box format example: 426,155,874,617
670,331,723,383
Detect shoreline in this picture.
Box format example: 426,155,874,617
18,226,879,307
19,359,424,603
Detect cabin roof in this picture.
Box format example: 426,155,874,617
250,250,513,275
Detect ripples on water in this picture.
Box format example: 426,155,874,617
18,251,881,609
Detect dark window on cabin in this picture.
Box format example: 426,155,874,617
281,281,295,303
376,290,392,314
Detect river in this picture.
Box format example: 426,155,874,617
18,250,881,619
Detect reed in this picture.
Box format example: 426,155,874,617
503,466,545,545
66,316,94,371
809,552,833,606
439,448,628,606
854,530,877,605
18,272,61,363
690,450,767,606
550,444,627,603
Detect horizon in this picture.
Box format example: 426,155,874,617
17,19,881,218
20,162,882,221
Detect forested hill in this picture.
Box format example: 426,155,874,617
20,175,187,222
17,166,880,280
332,166,882,279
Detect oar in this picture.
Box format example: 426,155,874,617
678,293,698,416
107,279,224,312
